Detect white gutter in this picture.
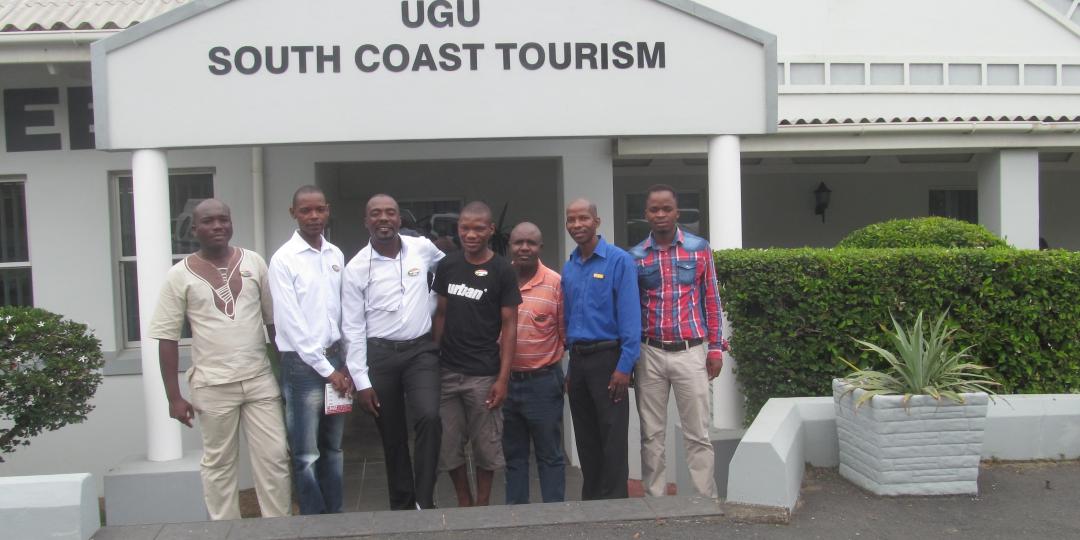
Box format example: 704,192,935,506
252,147,267,258
0,30,116,63
772,121,1080,136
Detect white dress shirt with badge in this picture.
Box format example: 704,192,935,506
269,231,344,378
342,235,445,391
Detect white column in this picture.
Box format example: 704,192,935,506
133,149,183,462
978,150,1040,249
708,135,745,430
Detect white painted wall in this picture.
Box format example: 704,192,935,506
0,375,204,495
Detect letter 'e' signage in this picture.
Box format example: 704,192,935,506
92,0,776,150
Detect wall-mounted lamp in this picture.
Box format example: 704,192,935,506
814,182,832,223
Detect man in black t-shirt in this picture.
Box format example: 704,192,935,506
433,201,522,507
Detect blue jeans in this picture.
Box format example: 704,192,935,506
502,365,566,504
281,352,346,514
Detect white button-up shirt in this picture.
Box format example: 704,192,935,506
342,235,444,390
269,231,344,378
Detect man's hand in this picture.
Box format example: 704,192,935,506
327,371,352,396
608,370,631,403
356,387,380,417
707,351,724,380
169,397,195,428
485,379,509,409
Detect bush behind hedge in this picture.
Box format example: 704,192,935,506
715,248,1080,423
837,217,1009,249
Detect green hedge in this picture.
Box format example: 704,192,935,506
715,248,1080,423
837,217,1009,249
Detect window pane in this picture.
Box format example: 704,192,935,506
790,63,825,85
118,173,214,257
118,176,136,257
0,182,29,263
0,267,32,307
169,173,214,254
830,63,865,85
122,259,191,343
987,64,1019,86
869,63,904,85
910,64,944,85
949,64,981,85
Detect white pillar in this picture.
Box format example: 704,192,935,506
133,149,183,462
708,135,745,430
978,150,1040,249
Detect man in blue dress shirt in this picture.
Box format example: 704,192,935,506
561,198,641,500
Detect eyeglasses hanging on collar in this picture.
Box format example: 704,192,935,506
365,246,406,313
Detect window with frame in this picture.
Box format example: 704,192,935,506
0,178,32,306
929,189,978,224
115,171,214,345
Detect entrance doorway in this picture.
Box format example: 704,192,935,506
316,158,562,263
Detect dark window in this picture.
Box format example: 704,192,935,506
0,180,32,306
929,189,978,223
117,172,212,343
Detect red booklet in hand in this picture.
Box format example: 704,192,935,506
324,384,353,415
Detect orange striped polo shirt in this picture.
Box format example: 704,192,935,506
513,261,565,371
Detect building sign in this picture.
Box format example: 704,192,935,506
92,0,776,150
3,87,94,152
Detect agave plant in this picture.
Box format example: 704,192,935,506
840,310,1000,407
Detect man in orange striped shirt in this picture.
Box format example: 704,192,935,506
502,222,567,504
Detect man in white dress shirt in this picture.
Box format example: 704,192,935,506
269,185,350,515
343,193,445,510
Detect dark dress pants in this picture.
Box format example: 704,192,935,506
567,346,629,500
368,340,442,510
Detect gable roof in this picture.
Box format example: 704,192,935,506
0,0,188,32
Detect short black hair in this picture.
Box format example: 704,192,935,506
460,200,493,223
292,185,326,207
645,184,678,205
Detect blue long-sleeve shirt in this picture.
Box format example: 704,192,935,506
562,236,641,374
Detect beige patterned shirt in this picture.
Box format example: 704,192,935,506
149,248,274,388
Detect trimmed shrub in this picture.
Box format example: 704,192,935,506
0,307,103,461
715,248,1080,423
837,217,1009,249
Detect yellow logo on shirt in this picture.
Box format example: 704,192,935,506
593,273,605,279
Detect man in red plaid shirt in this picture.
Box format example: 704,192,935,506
628,184,724,498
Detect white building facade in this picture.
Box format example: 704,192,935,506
1,0,1077,493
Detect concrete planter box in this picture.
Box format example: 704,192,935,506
0,473,99,540
832,379,988,496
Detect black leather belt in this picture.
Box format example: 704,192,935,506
570,340,620,355
367,334,431,352
509,364,558,381
642,337,704,352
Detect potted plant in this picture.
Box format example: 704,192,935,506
833,310,1000,496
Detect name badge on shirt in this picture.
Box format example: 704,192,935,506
331,265,341,272
592,273,605,279
475,269,489,277
408,267,421,277
240,270,252,278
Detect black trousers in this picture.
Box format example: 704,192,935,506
567,346,629,500
368,340,442,510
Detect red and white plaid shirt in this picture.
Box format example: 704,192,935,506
632,229,724,354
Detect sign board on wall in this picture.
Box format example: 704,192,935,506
92,0,776,150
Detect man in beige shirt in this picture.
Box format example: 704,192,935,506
149,198,291,520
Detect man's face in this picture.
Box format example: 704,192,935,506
510,228,542,269
458,213,494,255
365,196,401,243
192,204,233,250
644,190,679,236
565,202,600,246
290,192,330,238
